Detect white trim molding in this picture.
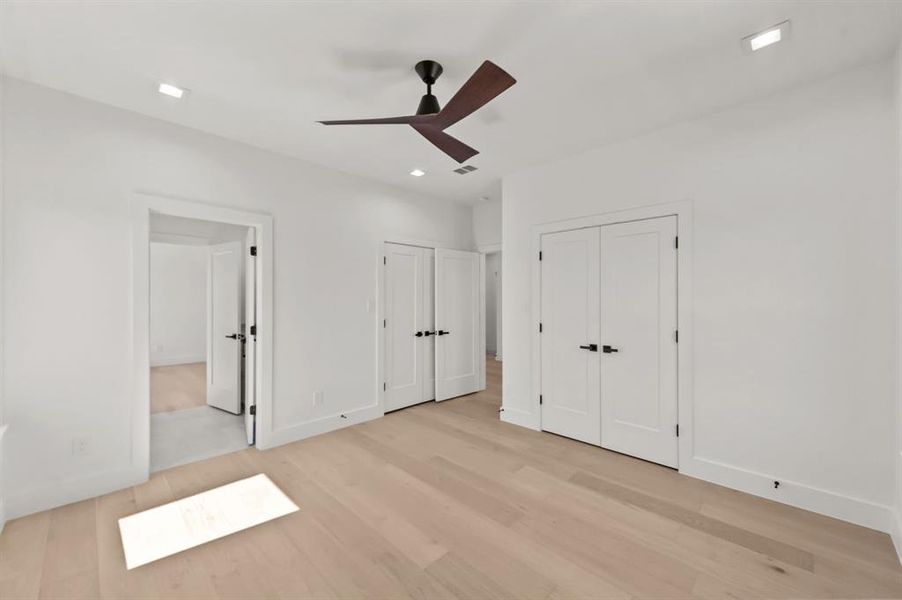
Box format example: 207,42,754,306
683,455,894,533
150,354,206,368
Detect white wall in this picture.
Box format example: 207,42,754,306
1,78,473,518
149,243,208,366
503,60,898,531
485,252,501,355
473,198,502,249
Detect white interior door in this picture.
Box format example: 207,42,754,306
600,216,678,467
244,229,256,444
421,248,436,402
207,241,243,414
384,243,425,411
540,228,601,445
435,249,483,401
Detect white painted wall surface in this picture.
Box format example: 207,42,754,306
485,252,501,354
150,243,208,366
503,61,898,530
473,198,502,249
1,78,473,518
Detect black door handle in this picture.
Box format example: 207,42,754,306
424,331,435,336
415,331,423,337
602,345,619,353
437,330,450,336
226,333,246,341
579,344,598,352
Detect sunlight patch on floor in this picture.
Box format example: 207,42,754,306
118,473,298,569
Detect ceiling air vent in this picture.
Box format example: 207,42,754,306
454,165,478,175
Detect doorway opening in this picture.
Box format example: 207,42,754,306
148,214,256,471
485,250,502,362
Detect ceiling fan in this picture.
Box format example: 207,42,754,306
318,60,516,164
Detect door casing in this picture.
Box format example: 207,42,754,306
131,193,274,484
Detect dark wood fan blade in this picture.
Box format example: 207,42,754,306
433,61,516,129
410,124,479,163
319,115,435,125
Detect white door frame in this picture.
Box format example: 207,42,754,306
378,240,486,414
520,200,693,469
131,192,275,482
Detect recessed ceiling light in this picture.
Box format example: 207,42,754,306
158,83,187,99
742,21,790,53
410,169,426,177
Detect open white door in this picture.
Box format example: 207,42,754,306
600,216,678,467
207,241,243,414
435,249,483,401
244,229,256,444
540,228,601,445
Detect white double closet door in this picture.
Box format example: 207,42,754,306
384,243,484,412
540,216,678,467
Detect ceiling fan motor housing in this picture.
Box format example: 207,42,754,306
415,60,443,115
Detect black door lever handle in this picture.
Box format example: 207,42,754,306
579,344,598,352
415,331,423,337
602,345,619,353
437,330,450,336
424,331,435,336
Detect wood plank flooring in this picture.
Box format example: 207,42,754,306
2,357,901,598
150,363,206,414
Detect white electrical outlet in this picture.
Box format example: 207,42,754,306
313,390,324,407
71,436,91,456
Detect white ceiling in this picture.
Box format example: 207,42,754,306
2,1,901,204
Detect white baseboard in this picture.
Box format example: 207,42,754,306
0,498,6,535
500,406,540,430
262,403,384,449
891,508,902,564
681,456,893,533
6,465,147,521
150,354,205,367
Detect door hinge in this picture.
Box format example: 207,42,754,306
249,405,256,416
674,236,679,249
250,324,257,336
383,382,387,391
675,329,679,343
539,394,543,405
250,245,257,257
676,424,680,437
383,256,386,265
539,250,543,261
383,319,387,328
539,322,543,333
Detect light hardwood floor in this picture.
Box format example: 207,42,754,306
150,363,206,414
2,357,901,599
